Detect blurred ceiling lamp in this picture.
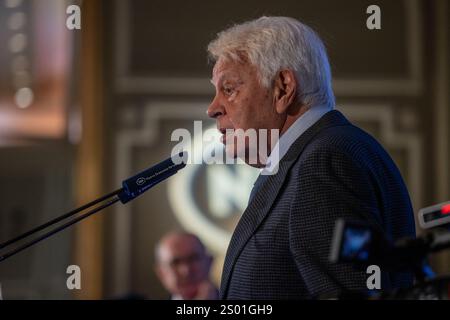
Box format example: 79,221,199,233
14,87,34,109
4,0,23,9
7,11,26,30
0,0,73,144
8,33,27,53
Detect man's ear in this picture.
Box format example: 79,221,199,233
273,70,297,114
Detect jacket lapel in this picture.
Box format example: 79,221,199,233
220,110,350,298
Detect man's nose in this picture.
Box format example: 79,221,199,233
177,262,192,277
207,95,224,119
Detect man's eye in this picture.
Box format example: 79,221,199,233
223,86,235,95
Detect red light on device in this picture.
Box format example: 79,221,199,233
442,204,450,215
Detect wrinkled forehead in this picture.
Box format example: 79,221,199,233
159,235,205,260
211,56,253,86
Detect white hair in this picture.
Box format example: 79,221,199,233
207,16,335,108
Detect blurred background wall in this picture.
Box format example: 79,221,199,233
0,0,448,299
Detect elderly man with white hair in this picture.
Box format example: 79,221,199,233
206,16,416,299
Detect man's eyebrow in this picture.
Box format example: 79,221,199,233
210,75,225,87
210,73,240,86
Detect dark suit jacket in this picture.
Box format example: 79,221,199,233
220,110,416,299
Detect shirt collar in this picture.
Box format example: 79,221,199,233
262,104,333,175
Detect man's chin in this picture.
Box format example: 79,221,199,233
178,286,199,299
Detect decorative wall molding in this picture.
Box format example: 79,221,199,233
114,0,423,96
0,150,73,299
433,0,449,202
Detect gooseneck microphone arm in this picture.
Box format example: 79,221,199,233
0,197,121,262
0,188,123,251
0,152,188,263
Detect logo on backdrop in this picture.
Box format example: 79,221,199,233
167,124,260,253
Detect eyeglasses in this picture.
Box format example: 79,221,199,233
164,253,204,269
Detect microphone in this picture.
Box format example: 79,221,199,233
0,151,188,263
119,151,188,203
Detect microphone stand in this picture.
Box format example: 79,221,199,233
0,189,123,263
0,151,187,264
